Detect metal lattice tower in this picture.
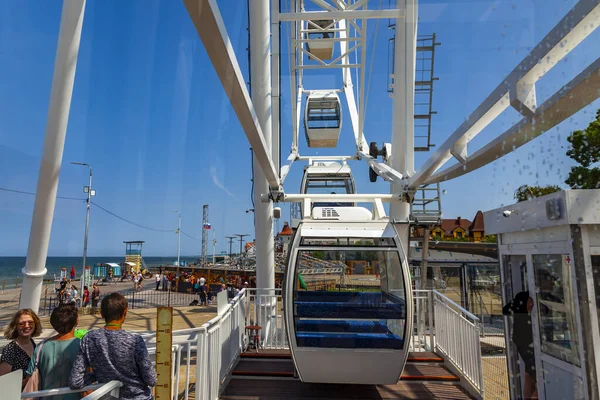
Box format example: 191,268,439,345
201,204,209,265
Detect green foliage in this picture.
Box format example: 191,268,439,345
481,234,497,243
565,110,600,189
437,236,471,242
514,184,561,202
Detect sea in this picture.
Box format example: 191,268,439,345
0,256,202,287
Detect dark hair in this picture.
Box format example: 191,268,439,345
50,304,78,334
3,309,42,340
101,292,128,323
84,286,88,291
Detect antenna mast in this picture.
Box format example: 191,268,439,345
201,204,209,265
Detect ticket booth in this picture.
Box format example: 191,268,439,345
484,190,600,400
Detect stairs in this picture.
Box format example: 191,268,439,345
221,350,474,399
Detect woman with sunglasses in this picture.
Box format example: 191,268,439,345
0,309,42,380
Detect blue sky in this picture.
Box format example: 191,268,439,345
0,0,598,256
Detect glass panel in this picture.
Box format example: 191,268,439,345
300,237,396,247
591,255,600,334
293,248,405,349
533,254,580,366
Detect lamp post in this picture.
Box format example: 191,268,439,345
173,210,181,267
71,162,94,297
225,236,236,259
235,234,249,256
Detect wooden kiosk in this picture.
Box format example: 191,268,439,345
484,189,600,400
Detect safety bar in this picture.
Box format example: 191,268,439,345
21,381,122,399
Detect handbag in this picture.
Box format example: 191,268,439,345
22,340,45,400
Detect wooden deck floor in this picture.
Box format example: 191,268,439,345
220,350,474,400
221,378,473,399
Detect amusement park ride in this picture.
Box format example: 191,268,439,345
15,0,600,397
183,0,600,387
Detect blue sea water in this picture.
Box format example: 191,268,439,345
0,256,201,282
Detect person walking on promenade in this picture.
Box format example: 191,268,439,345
155,272,161,291
91,284,100,314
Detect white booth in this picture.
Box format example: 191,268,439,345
484,189,600,400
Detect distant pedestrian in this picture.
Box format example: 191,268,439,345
82,286,90,308
162,274,168,291
155,273,161,291
91,284,100,314
70,266,76,280
70,285,79,305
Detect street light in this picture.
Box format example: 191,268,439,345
172,210,181,267
225,236,236,259
235,233,249,256
71,162,94,297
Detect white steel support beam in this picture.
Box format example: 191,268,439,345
183,0,280,190
20,0,86,313
266,193,403,203
360,152,405,184
272,0,281,176
249,0,275,290
425,56,600,184
409,0,600,189
279,9,405,21
339,19,368,153
389,0,417,224
249,0,275,335
358,14,367,149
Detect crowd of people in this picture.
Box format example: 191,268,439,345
0,293,156,400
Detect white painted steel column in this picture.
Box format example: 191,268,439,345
19,0,86,312
390,0,417,228
250,0,275,300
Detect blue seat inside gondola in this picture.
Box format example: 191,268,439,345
296,320,389,334
296,331,403,349
294,291,404,349
295,291,404,319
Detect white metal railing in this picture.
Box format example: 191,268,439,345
432,290,484,396
245,288,288,349
195,288,246,400
21,381,122,399
412,289,435,352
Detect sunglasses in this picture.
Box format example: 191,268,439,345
19,321,35,327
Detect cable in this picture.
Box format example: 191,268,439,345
1,185,192,235
0,187,84,201
180,230,200,241
90,201,173,233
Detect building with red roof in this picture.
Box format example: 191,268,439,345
413,210,488,242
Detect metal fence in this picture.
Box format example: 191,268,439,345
433,290,484,396
38,284,206,316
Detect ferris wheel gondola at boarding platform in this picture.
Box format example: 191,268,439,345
283,196,413,385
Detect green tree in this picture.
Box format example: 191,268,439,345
481,234,497,243
514,184,561,202
565,110,600,189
